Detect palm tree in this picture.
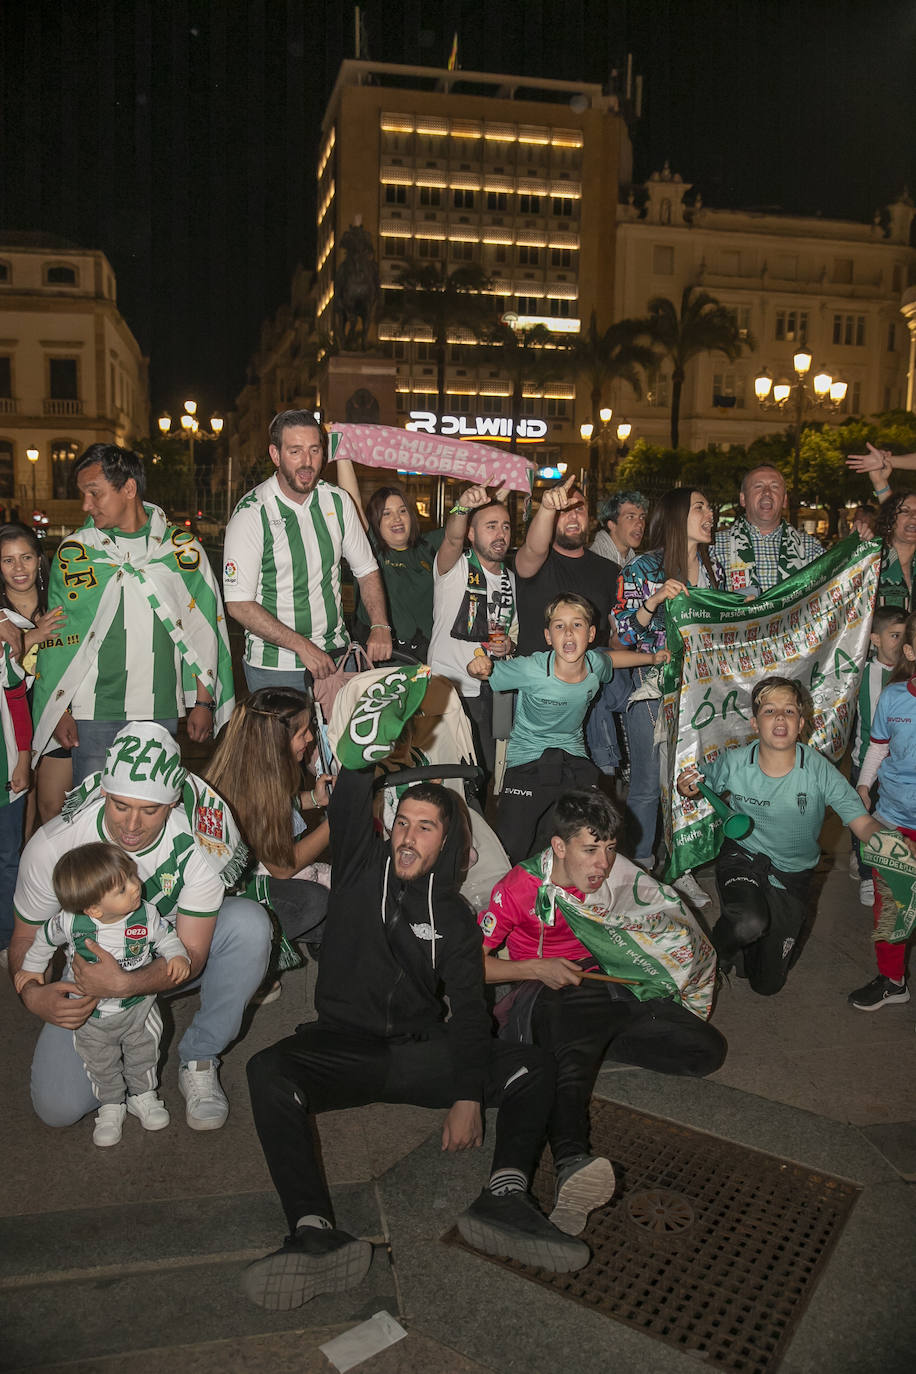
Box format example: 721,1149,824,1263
480,322,566,452
386,260,500,416
567,311,657,495
635,286,754,448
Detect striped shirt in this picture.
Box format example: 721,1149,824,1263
223,476,378,669
14,801,225,928
20,901,188,1016
853,659,893,768
64,525,184,722
0,645,25,810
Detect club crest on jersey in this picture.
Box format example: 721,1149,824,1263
125,938,145,959
196,805,226,842
796,792,807,814
159,874,177,896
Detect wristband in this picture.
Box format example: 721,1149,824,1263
449,503,470,516
872,484,890,496
194,700,216,711
370,623,391,630
309,788,325,809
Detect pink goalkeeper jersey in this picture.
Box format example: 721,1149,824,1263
478,864,592,962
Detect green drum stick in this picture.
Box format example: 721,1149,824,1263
695,780,754,840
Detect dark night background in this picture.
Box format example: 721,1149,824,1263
2,0,914,421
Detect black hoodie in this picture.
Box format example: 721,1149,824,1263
316,766,492,1103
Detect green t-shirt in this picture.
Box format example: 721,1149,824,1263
357,530,444,646
490,649,614,768
704,741,867,873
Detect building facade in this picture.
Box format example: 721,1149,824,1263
0,234,148,524
315,60,629,468
612,170,916,451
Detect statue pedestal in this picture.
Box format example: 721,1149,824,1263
319,355,398,427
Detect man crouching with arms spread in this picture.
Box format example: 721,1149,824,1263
244,712,590,1311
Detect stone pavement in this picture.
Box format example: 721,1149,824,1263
2,811,915,1372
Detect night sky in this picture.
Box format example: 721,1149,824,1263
2,0,914,421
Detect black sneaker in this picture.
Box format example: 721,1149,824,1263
457,1188,589,1272
847,974,910,1012
549,1154,616,1236
242,1225,373,1311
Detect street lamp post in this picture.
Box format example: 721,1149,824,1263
579,408,632,508
26,446,39,512
754,347,847,524
158,400,224,517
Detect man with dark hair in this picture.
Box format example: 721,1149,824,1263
591,490,648,568
428,481,516,774
714,465,823,596
514,475,619,657
480,789,725,1234
223,410,391,706
244,757,589,1312
32,443,234,784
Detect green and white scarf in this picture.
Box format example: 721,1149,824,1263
62,768,251,892
726,516,817,593
449,549,514,642
32,505,235,758
866,830,916,942
519,848,716,1019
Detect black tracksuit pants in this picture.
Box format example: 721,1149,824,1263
713,842,813,997
529,983,727,1163
247,1022,555,1232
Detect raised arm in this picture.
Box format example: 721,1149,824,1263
514,473,577,579
437,483,498,575
333,458,368,532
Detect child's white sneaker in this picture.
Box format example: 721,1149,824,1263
127,1091,170,1131
93,1102,127,1147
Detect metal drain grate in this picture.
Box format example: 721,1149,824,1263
448,1100,860,1373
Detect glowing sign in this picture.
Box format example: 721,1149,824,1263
406,412,548,442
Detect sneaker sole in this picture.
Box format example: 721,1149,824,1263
242,1239,373,1311
849,989,910,1012
183,1108,228,1131
456,1213,589,1273
549,1157,616,1236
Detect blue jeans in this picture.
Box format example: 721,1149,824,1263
623,671,661,866
29,896,272,1126
72,718,179,788
585,668,633,774
243,664,310,694
0,794,26,950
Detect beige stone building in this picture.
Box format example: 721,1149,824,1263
612,170,916,451
0,233,148,526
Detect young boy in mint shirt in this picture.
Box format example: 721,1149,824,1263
677,675,884,997
469,593,667,863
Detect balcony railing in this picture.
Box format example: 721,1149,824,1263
0,397,15,414
43,398,83,416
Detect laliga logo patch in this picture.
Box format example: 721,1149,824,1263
481,912,497,937
224,560,238,582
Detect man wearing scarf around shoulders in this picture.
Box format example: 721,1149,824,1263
428,482,516,776
32,443,234,785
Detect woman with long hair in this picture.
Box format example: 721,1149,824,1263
0,524,68,826
614,489,723,905
205,686,331,992
335,461,443,660
874,491,916,613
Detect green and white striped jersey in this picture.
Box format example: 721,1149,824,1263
14,800,225,928
20,900,188,1017
66,526,183,722
223,476,378,670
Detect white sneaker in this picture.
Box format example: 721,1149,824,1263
847,849,859,879
93,1102,127,1147
127,1090,170,1131
179,1059,229,1131
859,879,875,907
673,871,711,908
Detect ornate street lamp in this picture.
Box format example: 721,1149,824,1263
157,401,224,515
754,349,847,522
